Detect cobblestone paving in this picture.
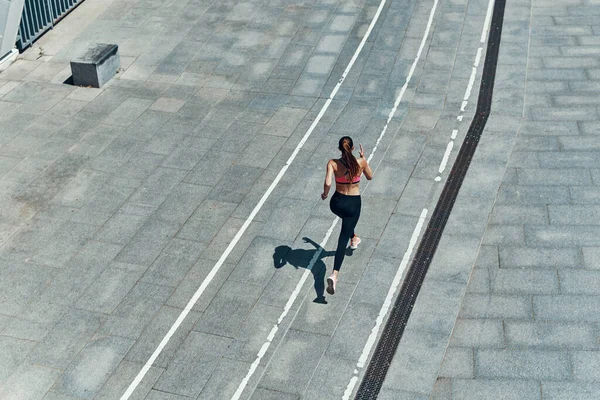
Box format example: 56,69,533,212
0,0,597,399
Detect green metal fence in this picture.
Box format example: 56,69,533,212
16,0,85,51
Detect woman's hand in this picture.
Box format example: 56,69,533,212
359,144,365,158
321,191,328,200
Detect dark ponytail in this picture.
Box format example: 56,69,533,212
339,136,360,180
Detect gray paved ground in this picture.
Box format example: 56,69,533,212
0,0,598,399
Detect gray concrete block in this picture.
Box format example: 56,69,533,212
177,199,238,243
525,225,600,247
141,238,206,287
572,351,600,381
571,187,600,205
223,302,284,366
493,268,559,294
482,225,525,246
376,389,429,400
76,266,143,314
499,246,581,268
561,136,600,151
530,107,598,121
538,152,600,169
301,355,357,400
154,331,232,398
559,270,600,294
545,57,599,69
496,185,570,205
459,294,532,319
27,309,104,369
430,378,452,400
410,279,466,320
250,388,299,400
154,183,212,224
534,295,600,322
519,121,578,136
146,389,189,399
541,382,600,400
71,44,120,88
94,360,163,400
326,301,380,361
125,306,202,369
198,358,265,400
115,218,180,266
52,336,134,398
102,97,153,127
505,321,599,349
518,168,592,186
449,319,504,348
99,282,173,339
438,347,474,379
583,247,600,269
490,205,548,225
258,328,330,396
381,329,447,394
0,363,61,399
476,349,571,380
94,213,147,245
227,236,283,286
194,279,264,338
0,336,37,385
451,379,541,400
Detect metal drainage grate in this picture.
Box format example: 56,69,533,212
354,0,507,398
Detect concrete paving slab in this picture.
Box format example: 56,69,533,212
2,0,599,398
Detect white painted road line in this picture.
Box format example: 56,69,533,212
343,208,429,399
120,1,392,399
231,217,339,400
347,0,497,398
438,140,454,174
436,0,496,183
232,0,442,398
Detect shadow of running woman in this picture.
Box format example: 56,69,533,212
273,237,335,304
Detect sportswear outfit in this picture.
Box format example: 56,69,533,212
330,158,362,271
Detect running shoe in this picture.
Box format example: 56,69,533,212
326,274,336,295
350,236,361,250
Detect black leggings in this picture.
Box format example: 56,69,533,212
330,191,361,271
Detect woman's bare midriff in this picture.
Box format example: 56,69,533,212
334,182,361,196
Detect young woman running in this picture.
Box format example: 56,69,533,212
321,136,373,295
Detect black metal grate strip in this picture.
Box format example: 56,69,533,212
354,0,507,398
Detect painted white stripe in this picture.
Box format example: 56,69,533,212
342,208,428,399
369,0,439,163
474,47,483,67
344,0,497,397
231,0,442,397
480,0,495,43
438,140,454,174
464,66,478,101
231,217,338,400
120,3,387,399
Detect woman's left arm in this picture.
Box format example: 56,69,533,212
321,160,334,200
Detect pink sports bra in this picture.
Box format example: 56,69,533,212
335,158,361,184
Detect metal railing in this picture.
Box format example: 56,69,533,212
16,0,86,51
